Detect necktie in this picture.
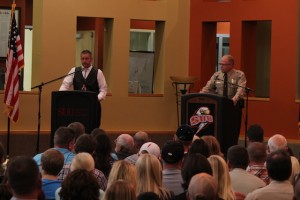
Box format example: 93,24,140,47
223,73,228,97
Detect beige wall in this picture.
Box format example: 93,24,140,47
0,0,190,134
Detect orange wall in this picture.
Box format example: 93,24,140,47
189,0,299,140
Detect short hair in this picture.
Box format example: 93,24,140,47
68,122,85,140
188,173,218,200
224,55,234,65
41,149,64,176
267,134,288,152
59,169,99,200
74,134,96,154
133,131,150,149
53,127,75,148
266,149,291,181
7,156,40,195
181,153,212,190
189,139,210,158
102,180,136,200
227,145,249,169
247,142,267,163
116,134,134,153
247,124,264,143
91,128,107,138
70,152,95,172
81,50,92,55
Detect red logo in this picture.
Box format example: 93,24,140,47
190,107,213,134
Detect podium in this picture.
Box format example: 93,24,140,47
51,91,99,146
181,93,241,154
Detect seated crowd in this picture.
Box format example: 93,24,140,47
1,123,300,200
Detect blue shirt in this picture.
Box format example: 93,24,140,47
42,179,62,200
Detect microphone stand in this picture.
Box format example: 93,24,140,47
216,78,254,148
31,69,82,154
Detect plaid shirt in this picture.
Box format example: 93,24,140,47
247,164,270,185
58,163,107,190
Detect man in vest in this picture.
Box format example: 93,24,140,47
60,50,107,127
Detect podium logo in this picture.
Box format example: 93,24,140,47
190,107,213,134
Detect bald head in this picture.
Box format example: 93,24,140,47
115,134,134,153
134,131,150,149
267,134,288,153
188,173,218,200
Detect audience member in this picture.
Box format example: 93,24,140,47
102,180,136,200
267,134,300,184
57,169,103,200
91,128,107,137
172,153,213,200
137,192,160,200
138,142,161,158
161,140,185,195
33,127,75,168
208,155,236,200
114,134,135,160
227,145,265,196
201,135,224,157
188,138,210,158
93,133,115,178
125,131,150,164
107,160,137,192
245,149,293,200
174,124,195,154
247,142,269,184
246,124,264,143
57,134,107,190
187,173,218,200
41,149,64,200
67,121,85,141
7,156,42,200
136,154,173,200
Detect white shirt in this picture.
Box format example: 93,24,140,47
59,66,107,101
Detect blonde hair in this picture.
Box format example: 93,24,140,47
70,152,94,172
107,160,137,191
135,154,172,200
201,136,223,157
102,180,136,200
208,155,235,200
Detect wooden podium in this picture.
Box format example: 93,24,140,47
181,93,241,154
51,91,98,146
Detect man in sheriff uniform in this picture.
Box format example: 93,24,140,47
200,54,246,106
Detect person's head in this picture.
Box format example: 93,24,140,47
161,140,184,166
74,133,96,154
201,135,223,157
219,54,234,73
70,152,95,172
137,192,160,200
174,125,195,146
187,173,218,200
135,154,163,195
133,131,150,150
181,153,212,190
95,133,113,156
68,121,85,141
266,149,291,181
189,139,210,158
41,149,64,176
267,134,288,153
138,142,161,158
247,124,264,143
53,127,75,150
91,128,107,138
115,134,134,153
81,50,93,68
208,155,235,200
102,180,136,200
7,156,41,198
227,145,249,170
59,169,100,200
107,160,137,191
247,142,267,164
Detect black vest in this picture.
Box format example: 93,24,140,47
73,67,99,93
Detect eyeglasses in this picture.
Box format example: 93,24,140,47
218,63,232,66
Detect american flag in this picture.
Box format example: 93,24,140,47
4,9,24,122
